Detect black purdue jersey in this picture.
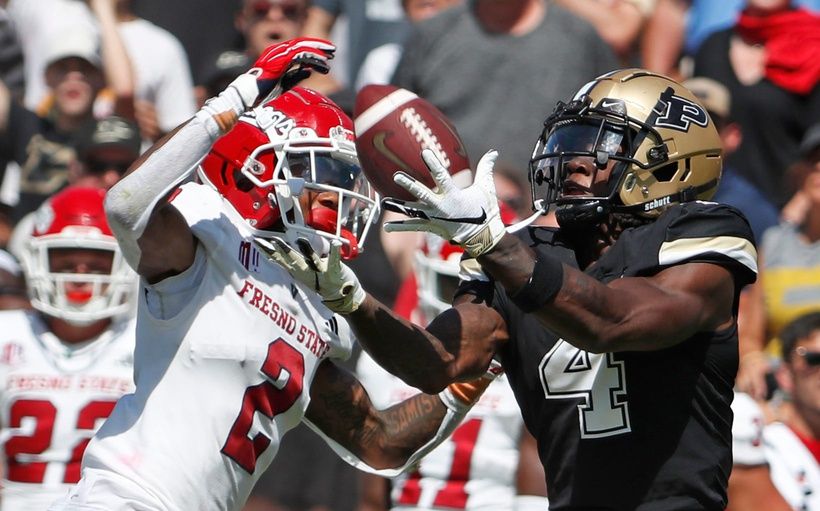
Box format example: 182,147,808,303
458,202,757,511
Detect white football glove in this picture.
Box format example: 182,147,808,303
383,149,506,257
256,237,365,314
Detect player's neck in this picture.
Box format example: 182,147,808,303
45,316,112,345
475,0,545,35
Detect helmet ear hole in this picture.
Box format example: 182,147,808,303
652,162,678,183
233,169,255,192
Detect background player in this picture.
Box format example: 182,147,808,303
0,186,136,510
50,38,498,511
356,234,548,511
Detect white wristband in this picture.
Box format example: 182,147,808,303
438,387,473,415
514,495,549,511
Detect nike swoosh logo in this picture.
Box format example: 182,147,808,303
374,132,412,172
430,209,487,225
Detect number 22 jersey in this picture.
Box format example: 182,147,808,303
0,310,135,510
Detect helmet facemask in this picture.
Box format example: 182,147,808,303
529,97,666,227
237,132,379,260
23,227,135,326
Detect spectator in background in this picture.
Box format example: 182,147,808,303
765,311,820,510
0,248,27,310
0,186,136,510
302,0,409,92
194,0,306,108
114,0,196,145
391,0,618,177
0,25,134,224
355,0,462,91
0,6,23,101
6,115,141,271
553,0,654,66
684,76,779,243
641,0,820,81
685,0,820,213
737,124,820,401
5,0,134,115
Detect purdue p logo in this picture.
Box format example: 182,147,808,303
653,88,709,132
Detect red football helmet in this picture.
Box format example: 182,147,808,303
197,87,379,259
19,186,136,324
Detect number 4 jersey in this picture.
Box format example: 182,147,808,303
0,310,135,510
458,202,757,511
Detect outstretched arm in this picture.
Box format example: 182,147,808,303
259,237,506,393
104,38,336,283
479,235,736,353
305,359,498,474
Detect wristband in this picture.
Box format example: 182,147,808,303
508,255,564,313
514,495,549,511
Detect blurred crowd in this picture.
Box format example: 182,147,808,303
0,0,818,510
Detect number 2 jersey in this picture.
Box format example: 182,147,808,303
458,202,757,510
0,310,135,510
357,351,525,510
69,183,356,511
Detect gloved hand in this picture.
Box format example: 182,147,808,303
440,359,504,411
383,149,506,258
229,37,336,108
256,237,365,314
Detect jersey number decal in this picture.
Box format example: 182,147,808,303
396,418,483,509
5,398,117,483
222,338,305,474
539,340,630,438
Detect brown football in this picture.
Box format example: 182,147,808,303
353,85,471,201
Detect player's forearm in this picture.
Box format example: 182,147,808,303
347,294,459,393
480,236,718,352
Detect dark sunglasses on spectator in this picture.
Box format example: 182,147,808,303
248,0,305,21
795,346,820,366
87,159,132,175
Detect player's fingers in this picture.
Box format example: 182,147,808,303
475,149,499,190
394,172,438,204
381,197,431,220
383,219,436,233
271,237,310,272
422,149,456,193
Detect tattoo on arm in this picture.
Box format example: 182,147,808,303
307,361,447,467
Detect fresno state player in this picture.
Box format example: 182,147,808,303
0,187,136,510
357,228,548,511
51,39,499,511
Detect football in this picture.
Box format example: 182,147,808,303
353,84,472,201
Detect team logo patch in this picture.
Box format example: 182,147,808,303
0,343,24,365
653,87,709,132
239,241,261,272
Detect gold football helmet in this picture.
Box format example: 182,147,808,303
529,69,722,225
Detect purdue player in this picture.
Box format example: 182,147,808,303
273,69,758,509
0,187,136,510
50,38,498,511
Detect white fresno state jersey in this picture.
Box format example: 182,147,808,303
0,310,135,511
356,352,523,511
731,391,767,467
764,422,820,511
76,183,354,511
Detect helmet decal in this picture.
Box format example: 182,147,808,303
653,88,710,132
